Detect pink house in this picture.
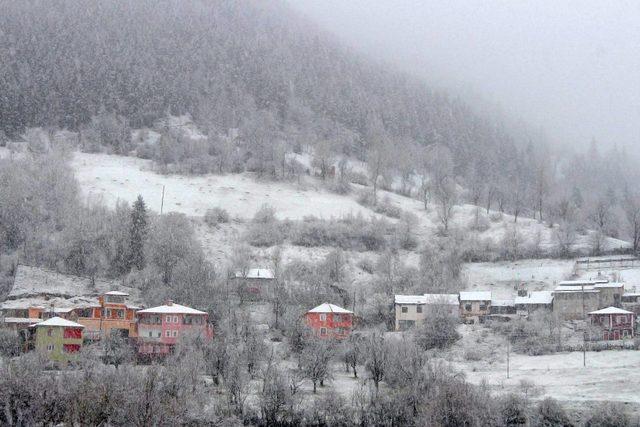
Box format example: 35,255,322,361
135,300,213,357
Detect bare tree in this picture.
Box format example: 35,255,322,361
623,191,640,252
367,137,391,205
300,338,334,393
364,331,388,391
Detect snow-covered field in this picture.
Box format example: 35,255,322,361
462,348,640,404
71,152,373,220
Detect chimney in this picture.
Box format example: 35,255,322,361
165,299,173,306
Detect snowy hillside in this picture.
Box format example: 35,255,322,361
69,150,630,259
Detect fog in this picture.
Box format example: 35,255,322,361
291,0,640,151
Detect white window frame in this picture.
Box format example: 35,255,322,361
319,313,327,321
165,330,171,337
166,315,171,323
172,330,178,337
173,316,179,323
47,344,54,351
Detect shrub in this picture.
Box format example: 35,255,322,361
0,329,21,358
253,204,277,224
463,348,484,361
358,257,375,274
246,220,289,247
327,179,351,195
375,200,402,219
584,402,629,427
349,170,369,186
534,397,573,427
489,212,503,222
204,207,230,227
415,306,460,350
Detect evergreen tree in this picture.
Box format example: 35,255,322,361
129,195,148,270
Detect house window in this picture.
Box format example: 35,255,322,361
173,316,179,323
47,344,54,351
334,315,341,322
105,309,112,318
416,305,423,314
116,310,124,319
166,315,171,323
63,344,80,353
401,306,408,313
157,331,162,338
479,304,487,311
165,330,171,337
320,327,327,336
47,328,53,337
172,330,178,337
465,304,472,312
319,314,327,321
148,331,153,337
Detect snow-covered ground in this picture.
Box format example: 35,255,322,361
460,348,640,404
71,152,373,220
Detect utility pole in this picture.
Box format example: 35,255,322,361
506,334,510,379
582,283,586,367
160,185,165,215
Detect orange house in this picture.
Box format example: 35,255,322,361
304,303,354,339
74,291,139,340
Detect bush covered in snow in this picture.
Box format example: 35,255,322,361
204,207,230,228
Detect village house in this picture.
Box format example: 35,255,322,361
588,307,635,341
232,268,275,297
135,301,213,357
459,291,492,322
71,291,140,340
552,284,600,320
304,303,353,339
32,317,84,364
394,294,459,331
514,291,553,316
621,291,640,314
489,299,516,316
593,282,624,307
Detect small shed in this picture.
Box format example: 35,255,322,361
514,291,553,316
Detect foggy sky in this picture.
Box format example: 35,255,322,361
291,0,640,151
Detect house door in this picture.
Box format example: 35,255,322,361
613,330,620,340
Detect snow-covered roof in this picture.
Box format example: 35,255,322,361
459,291,491,301
554,285,598,293
491,299,515,307
234,268,275,279
104,291,129,296
2,317,42,324
515,291,553,305
589,307,634,315
137,303,207,315
308,303,353,314
395,295,426,305
558,280,598,287
34,317,84,328
395,294,458,305
594,282,624,289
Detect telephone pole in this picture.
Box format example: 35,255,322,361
582,283,586,367
160,185,165,215
506,334,510,379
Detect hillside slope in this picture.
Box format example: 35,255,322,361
0,0,535,180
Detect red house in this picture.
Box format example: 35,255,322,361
135,301,213,357
588,307,636,341
304,303,353,339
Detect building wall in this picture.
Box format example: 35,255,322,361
553,293,599,320
460,300,491,318
305,312,353,339
136,313,213,355
598,287,623,308
35,326,83,363
394,303,458,331
590,313,635,340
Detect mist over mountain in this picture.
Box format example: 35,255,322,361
0,0,540,178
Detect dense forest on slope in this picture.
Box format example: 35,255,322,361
0,0,531,177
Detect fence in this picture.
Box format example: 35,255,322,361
574,257,640,273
